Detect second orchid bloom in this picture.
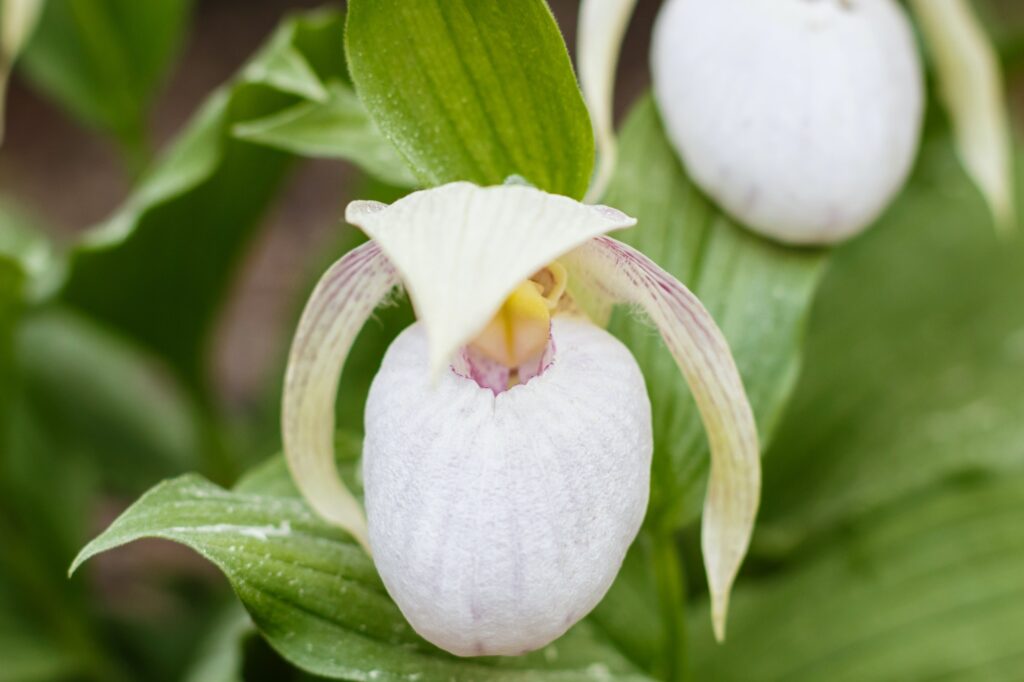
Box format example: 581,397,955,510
282,182,759,656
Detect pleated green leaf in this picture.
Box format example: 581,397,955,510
757,131,1024,552
19,0,192,155
59,10,339,386
73,447,654,682
604,96,827,529
0,200,61,441
233,82,416,187
690,474,1024,681
0,608,76,682
16,308,201,490
345,0,594,198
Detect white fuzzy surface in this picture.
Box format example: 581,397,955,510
363,317,652,656
651,0,923,244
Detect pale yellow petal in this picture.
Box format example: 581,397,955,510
345,182,636,378
564,236,760,642
577,0,638,203
910,0,1016,233
281,241,400,551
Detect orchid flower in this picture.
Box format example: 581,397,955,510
579,0,1015,244
283,182,759,655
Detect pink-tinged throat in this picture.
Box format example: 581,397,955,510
452,330,556,395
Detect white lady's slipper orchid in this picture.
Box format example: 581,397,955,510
649,0,924,245
283,182,759,655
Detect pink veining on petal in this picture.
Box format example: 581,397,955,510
563,235,760,642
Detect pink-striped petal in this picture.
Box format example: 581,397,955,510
282,241,399,550
563,236,760,641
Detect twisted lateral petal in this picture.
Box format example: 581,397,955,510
345,182,635,377
577,0,638,203
563,236,760,641
910,0,1016,233
282,241,399,550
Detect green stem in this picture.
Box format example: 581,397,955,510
651,531,689,682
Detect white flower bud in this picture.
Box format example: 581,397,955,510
651,0,924,245
363,316,652,656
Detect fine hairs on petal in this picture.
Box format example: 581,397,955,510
281,241,400,551
344,182,635,378
563,236,760,641
909,0,1016,234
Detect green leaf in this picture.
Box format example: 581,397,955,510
233,82,417,188
16,307,202,490
0,198,63,304
603,95,827,529
182,604,253,682
0,618,75,682
0,199,62,442
19,0,193,157
689,474,1024,681
75,450,654,681
345,0,594,198
59,9,346,387
756,131,1024,552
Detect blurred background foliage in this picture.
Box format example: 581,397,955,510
0,0,1022,680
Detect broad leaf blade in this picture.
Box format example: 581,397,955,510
689,475,1024,681
20,0,192,153
0,199,62,439
0,611,76,682
59,10,345,386
16,308,201,490
74,457,654,681
604,96,827,529
757,131,1024,552
233,82,417,187
345,0,594,198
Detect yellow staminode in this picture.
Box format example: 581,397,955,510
471,264,567,367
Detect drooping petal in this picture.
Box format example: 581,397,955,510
281,241,399,550
345,182,635,377
363,317,652,656
0,0,44,146
577,0,638,204
909,0,1016,233
563,236,760,641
